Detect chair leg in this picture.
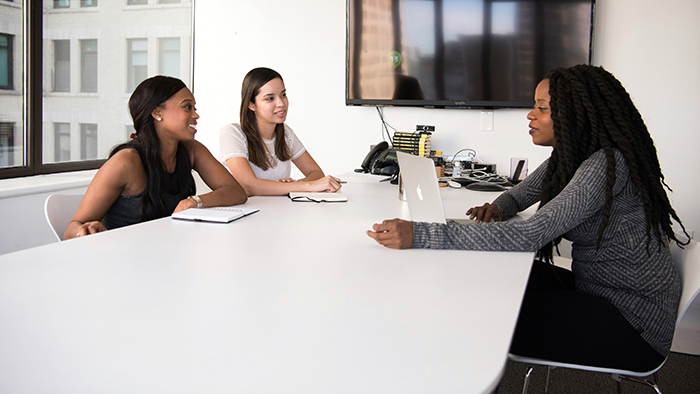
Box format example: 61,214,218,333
544,366,555,394
521,367,534,394
612,373,663,394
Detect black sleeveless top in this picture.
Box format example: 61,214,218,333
101,147,195,230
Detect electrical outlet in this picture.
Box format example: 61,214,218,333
481,111,494,131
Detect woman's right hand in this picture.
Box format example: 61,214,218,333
71,221,108,238
306,175,342,193
466,203,502,223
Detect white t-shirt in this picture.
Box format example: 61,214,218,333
218,123,306,181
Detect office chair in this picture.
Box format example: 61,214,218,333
509,239,700,394
44,194,83,241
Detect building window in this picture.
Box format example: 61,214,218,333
159,38,180,78
53,40,70,92
81,39,97,92
54,123,71,162
1,1,192,178
0,34,12,90
0,123,15,168
80,123,98,160
54,0,70,9
127,39,148,92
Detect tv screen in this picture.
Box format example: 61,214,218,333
346,0,595,109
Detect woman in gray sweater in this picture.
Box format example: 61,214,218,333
368,65,689,371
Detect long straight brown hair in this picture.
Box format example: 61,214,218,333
239,67,291,170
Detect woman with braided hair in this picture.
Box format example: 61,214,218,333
368,64,689,370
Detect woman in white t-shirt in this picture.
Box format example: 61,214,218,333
218,67,341,196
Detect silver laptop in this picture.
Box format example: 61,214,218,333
396,151,474,225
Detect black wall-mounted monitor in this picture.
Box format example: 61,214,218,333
346,0,595,109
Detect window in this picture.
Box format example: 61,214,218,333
80,123,98,160
0,123,15,167
0,1,193,177
159,38,180,78
127,39,148,92
81,39,97,92
53,40,70,92
54,123,71,162
0,34,12,90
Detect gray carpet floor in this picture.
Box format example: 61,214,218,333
495,352,700,393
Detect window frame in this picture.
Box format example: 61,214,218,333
0,0,194,180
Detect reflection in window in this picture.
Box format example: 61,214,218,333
53,40,70,92
0,1,193,176
0,34,12,90
81,39,98,92
80,123,98,160
159,38,180,78
54,123,71,162
128,39,148,92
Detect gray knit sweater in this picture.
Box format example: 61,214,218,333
412,149,680,356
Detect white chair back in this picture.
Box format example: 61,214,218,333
44,194,83,242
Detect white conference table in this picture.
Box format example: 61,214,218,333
0,180,534,394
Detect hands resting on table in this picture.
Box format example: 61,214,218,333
367,202,501,250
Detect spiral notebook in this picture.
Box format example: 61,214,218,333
171,206,259,223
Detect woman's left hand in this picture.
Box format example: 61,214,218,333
367,219,413,249
173,197,197,213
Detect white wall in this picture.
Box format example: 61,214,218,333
193,0,700,237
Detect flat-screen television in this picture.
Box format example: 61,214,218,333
346,0,595,109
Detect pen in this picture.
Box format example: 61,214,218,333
339,181,347,184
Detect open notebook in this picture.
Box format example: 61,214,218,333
396,151,474,225
172,206,259,223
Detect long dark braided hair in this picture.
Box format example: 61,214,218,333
536,64,689,263
110,75,195,221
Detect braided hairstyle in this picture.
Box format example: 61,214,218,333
536,64,688,263
110,75,194,221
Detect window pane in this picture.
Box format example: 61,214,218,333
128,0,148,5
53,40,70,92
159,38,180,78
81,39,97,92
0,4,24,170
0,34,11,89
81,0,98,7
41,1,192,167
80,123,98,160
54,0,70,9
128,38,148,91
54,123,71,162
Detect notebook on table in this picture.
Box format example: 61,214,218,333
171,206,259,223
396,151,474,225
